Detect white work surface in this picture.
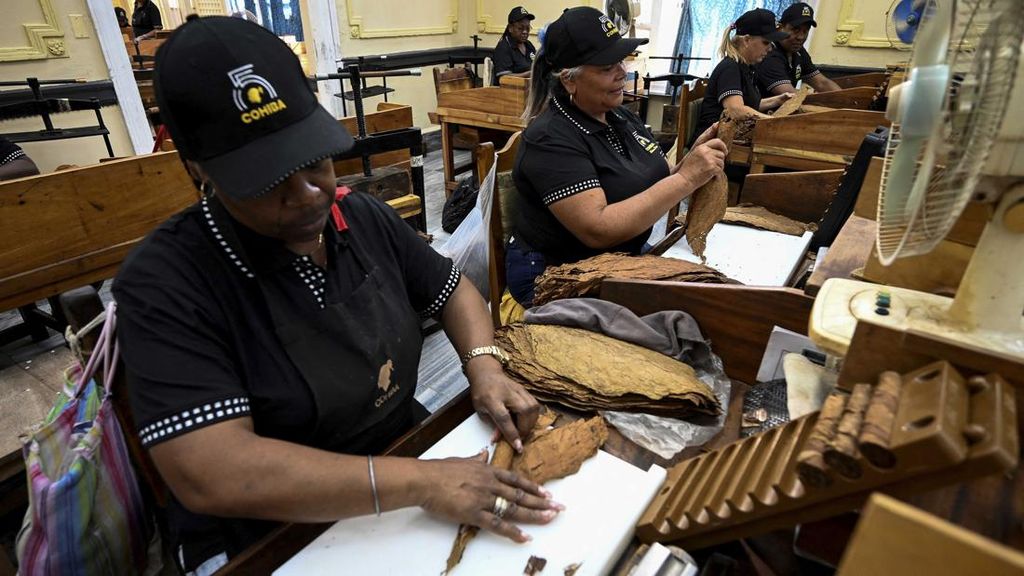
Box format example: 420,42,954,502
662,224,813,287
274,417,666,576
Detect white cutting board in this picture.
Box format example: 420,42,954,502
663,224,812,287
274,416,666,576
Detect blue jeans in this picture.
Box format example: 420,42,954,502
505,237,546,308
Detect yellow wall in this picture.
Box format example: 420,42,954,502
810,0,908,68
336,0,599,128
0,0,136,172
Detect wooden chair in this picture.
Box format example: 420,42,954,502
473,132,522,328
432,65,476,95
675,78,708,156
662,79,709,230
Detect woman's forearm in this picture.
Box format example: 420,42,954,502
149,420,427,522
549,171,695,249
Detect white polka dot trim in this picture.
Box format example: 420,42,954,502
138,397,251,446
420,264,461,318
1,149,26,166
202,198,256,279
293,256,327,309
718,90,743,103
542,179,601,205
605,131,625,157
766,79,792,91
552,97,591,135
803,70,821,79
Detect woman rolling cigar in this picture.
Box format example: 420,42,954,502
114,17,554,575
508,7,727,309
691,8,795,143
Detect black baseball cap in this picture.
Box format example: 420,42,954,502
780,2,817,28
735,8,789,42
543,7,648,69
507,6,535,24
154,16,354,200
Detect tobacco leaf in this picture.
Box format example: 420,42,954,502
496,324,719,418
532,253,730,306
512,416,609,485
772,85,811,117
721,204,817,236
684,111,737,260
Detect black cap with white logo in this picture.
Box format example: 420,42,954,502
780,2,817,28
735,8,789,42
507,6,535,24
154,16,354,200
543,6,648,70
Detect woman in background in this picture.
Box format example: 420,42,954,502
691,8,793,143
507,7,725,309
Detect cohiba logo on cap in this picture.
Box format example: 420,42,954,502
598,14,619,37
802,6,811,16
228,64,287,124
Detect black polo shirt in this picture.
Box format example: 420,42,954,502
512,95,669,265
492,34,536,84
114,192,458,450
0,137,26,166
113,191,459,565
755,44,821,94
131,0,162,37
693,57,761,143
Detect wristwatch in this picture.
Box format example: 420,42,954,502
461,345,510,369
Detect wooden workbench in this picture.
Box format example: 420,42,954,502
434,77,529,196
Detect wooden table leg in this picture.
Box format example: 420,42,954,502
441,120,456,199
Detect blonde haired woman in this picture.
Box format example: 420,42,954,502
691,8,793,143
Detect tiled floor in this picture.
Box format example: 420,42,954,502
0,146,474,429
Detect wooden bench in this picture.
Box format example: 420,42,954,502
0,152,202,343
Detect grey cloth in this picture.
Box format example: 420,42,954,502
524,297,715,372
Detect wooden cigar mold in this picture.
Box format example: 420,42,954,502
635,361,1019,549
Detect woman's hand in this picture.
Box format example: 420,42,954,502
762,92,794,111
418,451,563,542
676,136,728,189
466,359,540,452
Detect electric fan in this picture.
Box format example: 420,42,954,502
810,0,1024,360
605,0,640,37
886,0,927,45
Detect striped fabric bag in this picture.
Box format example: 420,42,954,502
16,302,151,575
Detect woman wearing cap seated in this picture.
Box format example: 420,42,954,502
114,17,556,575
492,6,537,85
506,7,727,309
691,8,794,142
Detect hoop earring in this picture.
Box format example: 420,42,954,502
570,92,576,105
201,180,215,198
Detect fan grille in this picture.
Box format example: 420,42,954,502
877,0,1023,263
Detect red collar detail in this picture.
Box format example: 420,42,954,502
331,186,350,232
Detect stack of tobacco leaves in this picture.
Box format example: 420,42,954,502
495,324,720,418
532,252,730,306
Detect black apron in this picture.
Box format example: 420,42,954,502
255,216,425,454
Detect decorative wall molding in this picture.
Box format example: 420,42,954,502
0,0,69,62
833,0,910,50
476,0,601,35
346,0,458,38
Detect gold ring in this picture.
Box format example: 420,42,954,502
492,495,511,518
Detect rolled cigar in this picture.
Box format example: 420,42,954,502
859,371,903,468
824,383,872,479
796,393,846,488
